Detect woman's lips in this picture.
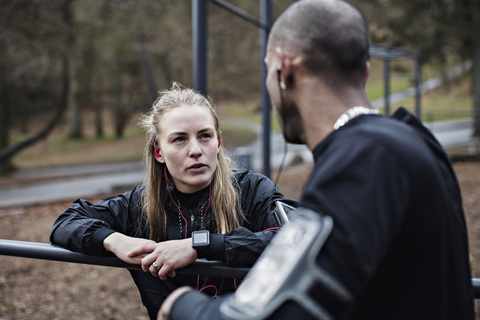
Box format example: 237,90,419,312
188,163,206,172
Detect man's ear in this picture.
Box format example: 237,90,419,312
363,61,370,86
275,47,300,88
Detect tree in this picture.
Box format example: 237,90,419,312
473,0,480,136
0,1,71,173
352,0,480,136
64,0,82,139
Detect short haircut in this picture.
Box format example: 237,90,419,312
270,0,370,85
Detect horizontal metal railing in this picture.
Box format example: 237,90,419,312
1,239,479,299
0,239,249,279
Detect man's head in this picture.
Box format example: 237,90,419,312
269,0,369,84
264,0,370,144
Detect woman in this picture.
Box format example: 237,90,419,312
50,83,296,320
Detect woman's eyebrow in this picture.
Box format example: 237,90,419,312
166,127,215,138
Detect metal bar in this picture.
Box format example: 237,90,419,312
2,240,479,299
472,278,480,299
260,0,271,178
210,0,269,31
193,0,208,96
414,49,422,119
0,239,249,279
383,48,391,115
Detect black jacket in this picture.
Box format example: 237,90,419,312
50,169,296,320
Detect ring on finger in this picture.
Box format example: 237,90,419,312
152,261,160,271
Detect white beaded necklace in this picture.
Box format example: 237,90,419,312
333,106,380,130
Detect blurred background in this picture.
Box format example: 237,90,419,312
0,0,478,173
0,1,479,319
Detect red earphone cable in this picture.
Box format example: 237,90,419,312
164,166,188,239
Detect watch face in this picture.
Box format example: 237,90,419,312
192,230,209,246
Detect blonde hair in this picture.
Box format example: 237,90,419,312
138,83,240,241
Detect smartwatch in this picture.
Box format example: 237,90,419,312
192,230,210,257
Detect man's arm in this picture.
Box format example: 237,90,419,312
158,287,225,320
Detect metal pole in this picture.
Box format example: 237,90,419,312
193,0,208,96
414,49,422,119
210,0,268,29
260,0,271,177
0,239,249,278
383,48,391,115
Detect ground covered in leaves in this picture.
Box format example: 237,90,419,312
0,161,479,319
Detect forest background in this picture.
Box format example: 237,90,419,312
0,0,479,174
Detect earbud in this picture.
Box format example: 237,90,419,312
153,140,161,158
218,140,221,148
277,68,287,90
277,68,292,90
154,146,161,158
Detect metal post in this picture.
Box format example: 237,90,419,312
383,49,391,115
193,0,208,96
260,0,271,177
414,49,421,119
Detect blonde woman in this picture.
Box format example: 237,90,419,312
50,83,295,320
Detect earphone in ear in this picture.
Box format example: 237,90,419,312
277,68,287,90
218,139,221,148
153,140,161,158
154,146,161,158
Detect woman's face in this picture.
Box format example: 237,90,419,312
155,104,220,193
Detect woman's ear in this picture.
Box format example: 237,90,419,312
153,142,165,163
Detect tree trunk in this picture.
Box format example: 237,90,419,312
0,76,12,174
0,49,70,170
473,0,480,137
64,0,82,139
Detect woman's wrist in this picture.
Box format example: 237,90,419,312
103,232,122,252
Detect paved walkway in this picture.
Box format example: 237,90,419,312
0,117,476,209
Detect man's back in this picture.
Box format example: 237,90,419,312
301,108,474,319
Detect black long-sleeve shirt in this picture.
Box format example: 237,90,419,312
168,107,474,320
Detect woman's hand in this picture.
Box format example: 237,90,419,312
128,238,198,280
103,232,157,265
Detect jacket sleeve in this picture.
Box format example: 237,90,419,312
49,186,144,256
221,170,298,267
169,291,227,320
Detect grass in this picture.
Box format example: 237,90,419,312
6,67,475,171
389,74,473,122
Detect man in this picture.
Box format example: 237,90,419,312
158,0,475,319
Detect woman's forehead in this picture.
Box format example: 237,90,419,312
159,105,216,133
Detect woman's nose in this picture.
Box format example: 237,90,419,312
188,140,202,157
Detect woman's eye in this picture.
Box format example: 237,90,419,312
200,133,212,140
172,137,186,143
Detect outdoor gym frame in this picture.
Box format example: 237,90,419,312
193,0,273,177
193,1,422,178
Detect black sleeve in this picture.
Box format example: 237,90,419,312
170,291,227,320
221,170,298,266
49,186,144,256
